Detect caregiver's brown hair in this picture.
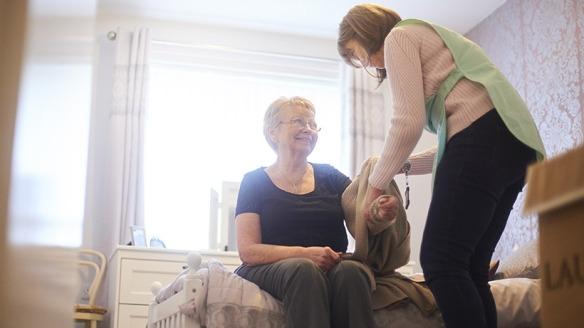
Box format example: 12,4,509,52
337,3,401,83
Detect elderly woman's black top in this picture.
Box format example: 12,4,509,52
235,163,351,253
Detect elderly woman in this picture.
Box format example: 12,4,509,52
234,96,396,328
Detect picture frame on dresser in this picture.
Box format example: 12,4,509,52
130,225,147,247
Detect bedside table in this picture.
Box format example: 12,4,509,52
107,246,241,328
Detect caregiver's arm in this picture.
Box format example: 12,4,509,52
405,146,437,175
368,27,427,189
236,213,339,271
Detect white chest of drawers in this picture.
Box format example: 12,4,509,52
107,246,241,328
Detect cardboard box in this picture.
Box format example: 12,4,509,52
524,145,584,328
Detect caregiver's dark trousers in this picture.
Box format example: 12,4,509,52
420,109,536,328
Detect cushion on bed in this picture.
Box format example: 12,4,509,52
494,239,539,280
490,278,541,328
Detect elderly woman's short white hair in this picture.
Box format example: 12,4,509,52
263,96,316,151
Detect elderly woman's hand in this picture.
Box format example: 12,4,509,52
304,246,341,272
369,195,399,224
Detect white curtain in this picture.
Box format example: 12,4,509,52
342,67,392,177
83,28,150,259
341,67,392,253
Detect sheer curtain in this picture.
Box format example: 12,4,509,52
340,67,392,252
342,67,391,176
84,28,150,259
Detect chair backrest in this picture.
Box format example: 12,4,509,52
77,249,106,306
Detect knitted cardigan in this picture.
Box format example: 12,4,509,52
342,156,437,314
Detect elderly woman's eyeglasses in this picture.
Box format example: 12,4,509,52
279,118,321,132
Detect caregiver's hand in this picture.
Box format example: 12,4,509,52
361,185,384,222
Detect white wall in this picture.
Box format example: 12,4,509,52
392,148,434,273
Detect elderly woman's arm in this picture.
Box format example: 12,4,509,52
236,213,340,271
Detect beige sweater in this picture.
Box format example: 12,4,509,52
342,156,437,313
369,23,494,188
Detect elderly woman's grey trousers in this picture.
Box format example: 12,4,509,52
236,258,375,328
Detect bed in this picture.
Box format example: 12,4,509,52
147,252,541,328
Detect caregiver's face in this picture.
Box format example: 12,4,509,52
345,39,385,69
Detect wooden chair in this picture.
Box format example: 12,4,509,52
74,249,107,328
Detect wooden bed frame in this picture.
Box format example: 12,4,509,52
147,253,204,328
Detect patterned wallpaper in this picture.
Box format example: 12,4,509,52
466,0,584,260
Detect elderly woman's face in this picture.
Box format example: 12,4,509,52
272,105,319,156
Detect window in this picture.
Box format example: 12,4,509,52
10,62,92,246
144,42,344,250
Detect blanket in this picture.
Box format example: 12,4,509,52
155,261,540,328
